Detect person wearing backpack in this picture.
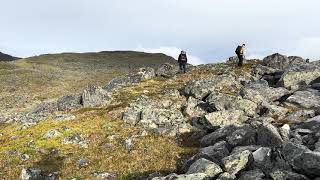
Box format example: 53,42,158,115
235,44,245,67
178,51,188,73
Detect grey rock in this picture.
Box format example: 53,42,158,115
240,80,289,104
62,134,89,148
92,172,117,179
278,62,320,90
216,172,236,180
57,94,82,111
222,150,253,175
311,83,320,90
231,145,262,154
184,75,241,99
31,101,58,114
288,56,307,66
184,97,206,118
202,110,248,128
227,56,239,64
200,125,237,147
20,168,59,180
279,124,290,142
239,169,265,180
262,103,289,120
270,170,309,180
53,114,76,121
20,154,30,161
76,158,90,168
252,147,272,173
285,110,315,123
257,122,283,147
226,125,257,147
282,142,310,167
286,89,320,109
137,67,156,80
123,138,134,150
186,158,222,178
43,129,62,139
151,173,210,180
155,63,179,77
81,85,111,107
263,53,290,70
293,151,320,176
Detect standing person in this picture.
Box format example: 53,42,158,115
178,51,188,73
235,44,246,67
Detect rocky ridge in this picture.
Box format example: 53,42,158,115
2,53,320,179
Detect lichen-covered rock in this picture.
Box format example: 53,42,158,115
57,94,82,111
216,172,236,180
282,142,310,167
263,53,290,70
240,80,289,104
238,169,265,180
151,173,210,180
270,170,309,180
200,125,237,147
278,63,320,90
226,125,257,147
62,134,89,148
285,110,315,123
252,147,272,173
184,97,206,118
81,85,111,107
20,168,59,180
43,129,62,139
286,89,320,109
202,110,248,128
186,158,222,178
222,150,254,175
155,63,179,77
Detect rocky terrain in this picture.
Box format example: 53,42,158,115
1,52,320,179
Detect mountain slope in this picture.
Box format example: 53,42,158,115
0,51,176,114
0,51,19,61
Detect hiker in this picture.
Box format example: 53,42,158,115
178,51,188,73
235,44,246,67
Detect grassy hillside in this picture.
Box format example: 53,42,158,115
0,51,176,114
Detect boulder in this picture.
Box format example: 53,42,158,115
184,97,206,118
81,85,111,107
240,80,289,104
202,110,248,128
226,125,257,147
62,134,89,148
137,67,156,80
293,151,320,176
226,56,239,64
43,129,62,139
103,73,145,92
184,75,241,99
155,63,179,77
200,125,237,147
252,147,272,173
216,172,236,180
262,103,289,120
186,158,222,178
76,158,90,168
285,110,315,123
282,142,310,167
256,122,283,147
270,170,309,180
31,101,58,114
277,63,320,90
92,172,117,179
222,150,254,175
21,168,59,180
262,53,290,70
231,145,262,154
286,89,320,109
57,94,82,111
288,56,307,66
238,169,265,180
151,173,210,180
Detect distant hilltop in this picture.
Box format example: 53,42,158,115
0,51,19,61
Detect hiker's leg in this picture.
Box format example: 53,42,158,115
179,63,183,72
238,55,243,67
183,63,186,73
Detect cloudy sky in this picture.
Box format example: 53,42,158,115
1,0,319,64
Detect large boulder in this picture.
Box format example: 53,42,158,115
293,151,320,176
82,85,111,107
222,150,254,175
184,75,241,99
256,122,284,147
184,97,207,118
288,56,307,66
240,80,289,104
282,142,310,167
226,125,257,147
262,53,290,70
155,63,179,77
57,94,82,111
186,158,223,178
286,89,320,109
206,92,258,117
277,63,320,90
200,125,237,147
202,110,248,128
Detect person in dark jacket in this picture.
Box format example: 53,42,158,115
235,44,246,67
178,51,188,73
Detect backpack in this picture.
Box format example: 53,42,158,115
235,46,242,55
180,54,187,62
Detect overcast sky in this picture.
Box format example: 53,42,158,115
1,0,320,64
